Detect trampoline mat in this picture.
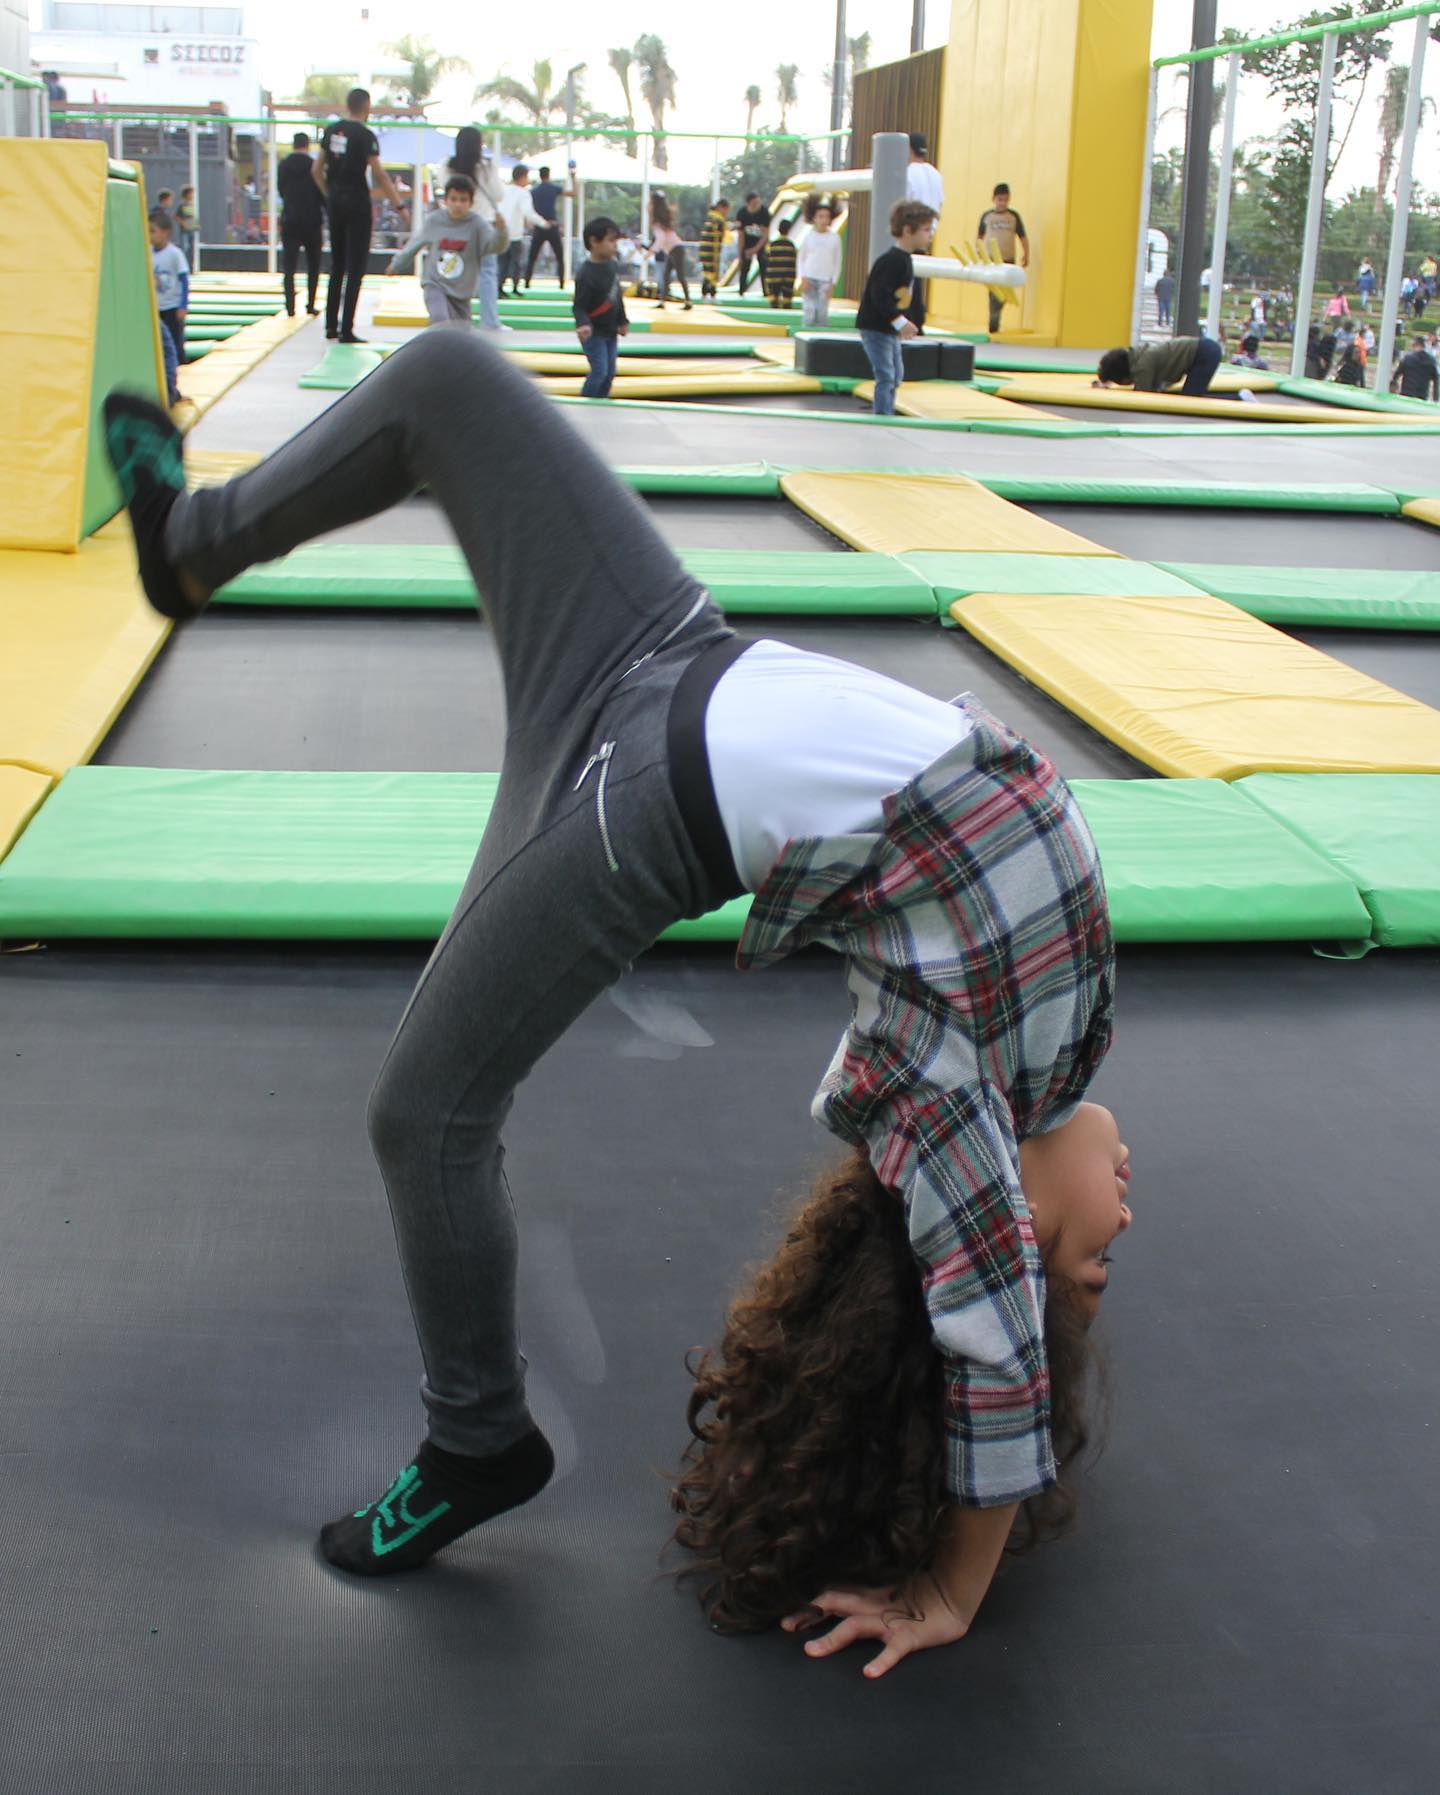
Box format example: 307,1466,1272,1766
1021,504,1440,568
1,940,1437,1793
89,614,1146,783
641,494,842,550
1282,628,1440,709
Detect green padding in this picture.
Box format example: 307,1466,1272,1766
299,342,391,388
1277,376,1437,416
618,463,782,496
214,545,934,614
1238,775,1440,946
1069,779,1371,942
901,553,1207,602
978,475,1400,513
0,769,1372,945
183,323,241,340
1158,563,1440,630
182,341,217,361
975,352,1103,373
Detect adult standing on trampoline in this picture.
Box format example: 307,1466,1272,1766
101,331,1127,1677
524,165,570,289
316,89,403,344
277,131,323,318
734,191,771,295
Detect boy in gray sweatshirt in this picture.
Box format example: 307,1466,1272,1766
387,175,502,326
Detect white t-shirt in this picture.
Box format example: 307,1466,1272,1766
498,184,540,236
797,228,843,285
906,160,945,214
705,640,974,891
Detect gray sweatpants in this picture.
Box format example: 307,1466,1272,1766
165,330,735,1456
424,286,472,326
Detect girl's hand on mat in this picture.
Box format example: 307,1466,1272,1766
781,1575,968,1680
577,325,593,343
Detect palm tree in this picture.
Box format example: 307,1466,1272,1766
474,58,567,148
297,73,353,112
1375,64,1436,213
608,47,637,157
775,63,799,134
634,34,677,170
383,35,471,113
743,83,761,143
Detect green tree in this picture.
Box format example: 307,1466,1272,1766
775,63,799,133
743,84,761,141
822,31,871,122
635,34,678,170
381,35,471,113
474,59,567,147
295,73,353,112
608,47,637,157
718,135,822,209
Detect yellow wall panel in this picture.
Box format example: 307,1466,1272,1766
933,0,1152,346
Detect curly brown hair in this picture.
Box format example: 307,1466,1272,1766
667,1148,1102,1633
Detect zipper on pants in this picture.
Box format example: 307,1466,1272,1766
574,741,619,872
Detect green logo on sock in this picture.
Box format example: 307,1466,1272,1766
106,414,184,501
353,1464,452,1557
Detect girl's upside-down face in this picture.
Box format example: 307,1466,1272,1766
1020,1101,1133,1318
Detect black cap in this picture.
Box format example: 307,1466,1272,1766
908,133,928,155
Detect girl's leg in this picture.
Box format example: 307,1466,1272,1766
476,251,500,329
580,334,606,396
165,330,706,727
670,248,691,305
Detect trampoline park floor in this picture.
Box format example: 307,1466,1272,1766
5,291,1440,1793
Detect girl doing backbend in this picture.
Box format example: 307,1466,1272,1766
103,329,1131,1680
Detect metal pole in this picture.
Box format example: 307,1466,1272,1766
266,116,279,275
1205,50,1240,339
1375,12,1429,389
1174,0,1217,337
869,131,908,266
563,67,580,287
830,0,847,173
911,0,926,54
1130,64,1159,340
412,122,424,237
490,129,501,165
1288,27,1338,378
188,119,201,272
640,134,651,286
0,84,13,139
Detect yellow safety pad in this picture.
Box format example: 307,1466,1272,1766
953,591,1440,779
850,381,1064,423
987,376,1404,423
0,140,109,550
539,367,822,400
0,524,170,779
750,340,795,365
646,307,787,338
510,352,752,377
780,470,1119,557
175,312,313,424
996,367,1280,395
0,767,54,865
1401,498,1440,529
186,448,263,487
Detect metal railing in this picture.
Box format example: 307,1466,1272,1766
0,66,51,138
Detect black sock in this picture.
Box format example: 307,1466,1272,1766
318,1427,555,1576
101,392,200,621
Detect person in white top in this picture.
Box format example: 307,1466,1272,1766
905,135,944,328
797,202,844,327
496,165,545,299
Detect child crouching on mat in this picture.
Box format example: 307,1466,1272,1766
386,174,502,328
1093,335,1255,402
100,326,1129,1679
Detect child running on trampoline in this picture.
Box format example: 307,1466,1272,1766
102,330,1128,1679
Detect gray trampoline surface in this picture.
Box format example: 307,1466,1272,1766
7,283,1440,1795
2,943,1438,1794
1024,503,1440,566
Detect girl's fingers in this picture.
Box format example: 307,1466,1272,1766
862,1634,914,1680
804,1614,884,1657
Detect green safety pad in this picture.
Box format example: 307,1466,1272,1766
0,767,1373,945
1069,778,1372,943
182,323,241,341
182,341,217,362
902,553,1208,603
214,545,934,614
299,342,392,388
1158,563,1440,630
1238,775,1440,946
1277,376,1437,417
977,476,1400,513
618,463,782,496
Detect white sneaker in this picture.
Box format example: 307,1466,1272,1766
1238,387,1258,402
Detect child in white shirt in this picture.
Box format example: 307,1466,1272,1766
798,204,843,327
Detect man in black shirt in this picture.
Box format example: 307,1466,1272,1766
524,164,571,288
277,131,323,317
314,88,404,343
1391,335,1439,401
734,192,771,296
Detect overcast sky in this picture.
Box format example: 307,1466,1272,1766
34,0,1440,191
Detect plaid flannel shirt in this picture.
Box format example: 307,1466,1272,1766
735,695,1115,1506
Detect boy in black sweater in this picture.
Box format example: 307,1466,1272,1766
573,216,629,398
856,200,937,415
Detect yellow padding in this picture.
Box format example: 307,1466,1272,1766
511,352,754,377
646,307,787,338
1401,497,1440,528
539,368,821,400
849,381,1064,423
954,591,1440,779
996,367,1280,395
175,312,312,423
0,523,170,779
0,766,53,864
780,470,1119,556
988,376,1405,423
750,339,795,365
186,448,263,487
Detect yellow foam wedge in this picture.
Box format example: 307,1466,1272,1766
780,471,1119,556
987,376,1407,422
953,591,1440,779
0,767,53,864
1402,498,1440,529
0,524,170,779
185,448,264,487
860,383,1064,424
646,307,787,337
